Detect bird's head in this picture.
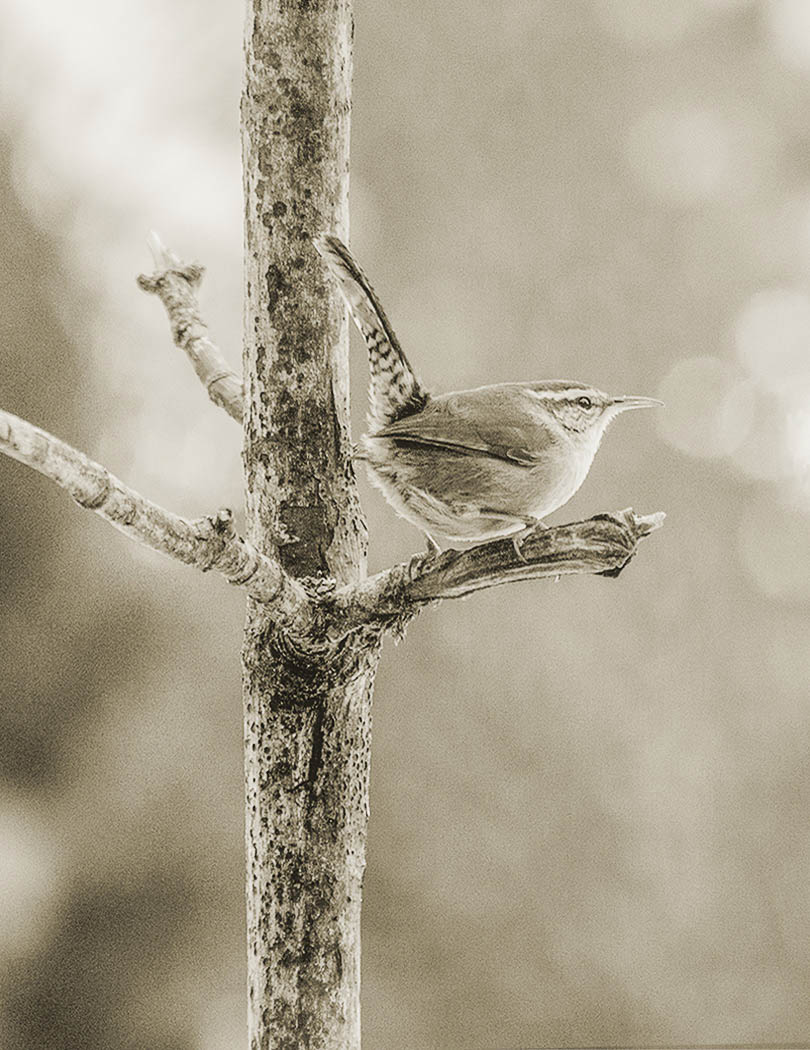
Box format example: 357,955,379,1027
525,381,663,449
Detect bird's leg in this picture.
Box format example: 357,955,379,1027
424,531,441,555
511,518,547,562
406,531,442,581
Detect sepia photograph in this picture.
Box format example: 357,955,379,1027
1,2,809,1048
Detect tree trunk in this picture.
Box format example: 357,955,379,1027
241,2,378,1048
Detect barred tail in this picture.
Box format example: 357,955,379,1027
314,233,428,428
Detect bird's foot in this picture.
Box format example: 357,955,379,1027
511,519,546,562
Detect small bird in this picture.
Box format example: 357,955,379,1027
314,234,661,555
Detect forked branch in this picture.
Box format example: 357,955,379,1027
0,406,664,644
2,233,665,646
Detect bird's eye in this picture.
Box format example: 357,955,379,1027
577,396,593,410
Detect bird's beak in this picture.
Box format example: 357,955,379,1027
610,395,664,413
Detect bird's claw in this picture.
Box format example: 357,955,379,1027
406,546,441,581
512,534,529,563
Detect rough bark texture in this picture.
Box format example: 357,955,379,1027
241,3,378,1049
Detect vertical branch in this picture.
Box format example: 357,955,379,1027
242,0,361,579
241,3,377,1050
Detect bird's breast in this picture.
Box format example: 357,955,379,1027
526,438,599,518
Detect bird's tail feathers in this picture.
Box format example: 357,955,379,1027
314,233,428,427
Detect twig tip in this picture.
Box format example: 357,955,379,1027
638,510,666,533
146,230,182,271
146,230,166,266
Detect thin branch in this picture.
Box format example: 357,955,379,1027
325,509,665,636
0,409,306,615
137,232,245,422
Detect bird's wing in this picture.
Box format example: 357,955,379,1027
313,234,428,427
371,387,557,467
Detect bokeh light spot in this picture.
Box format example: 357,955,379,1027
728,389,797,481
782,409,810,511
657,356,754,458
734,287,810,398
738,493,810,602
765,0,810,73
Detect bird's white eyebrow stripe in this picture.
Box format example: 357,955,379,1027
526,388,595,401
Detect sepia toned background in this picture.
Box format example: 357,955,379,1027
2,1,810,1047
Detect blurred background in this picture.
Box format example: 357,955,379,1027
1,1,809,1047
